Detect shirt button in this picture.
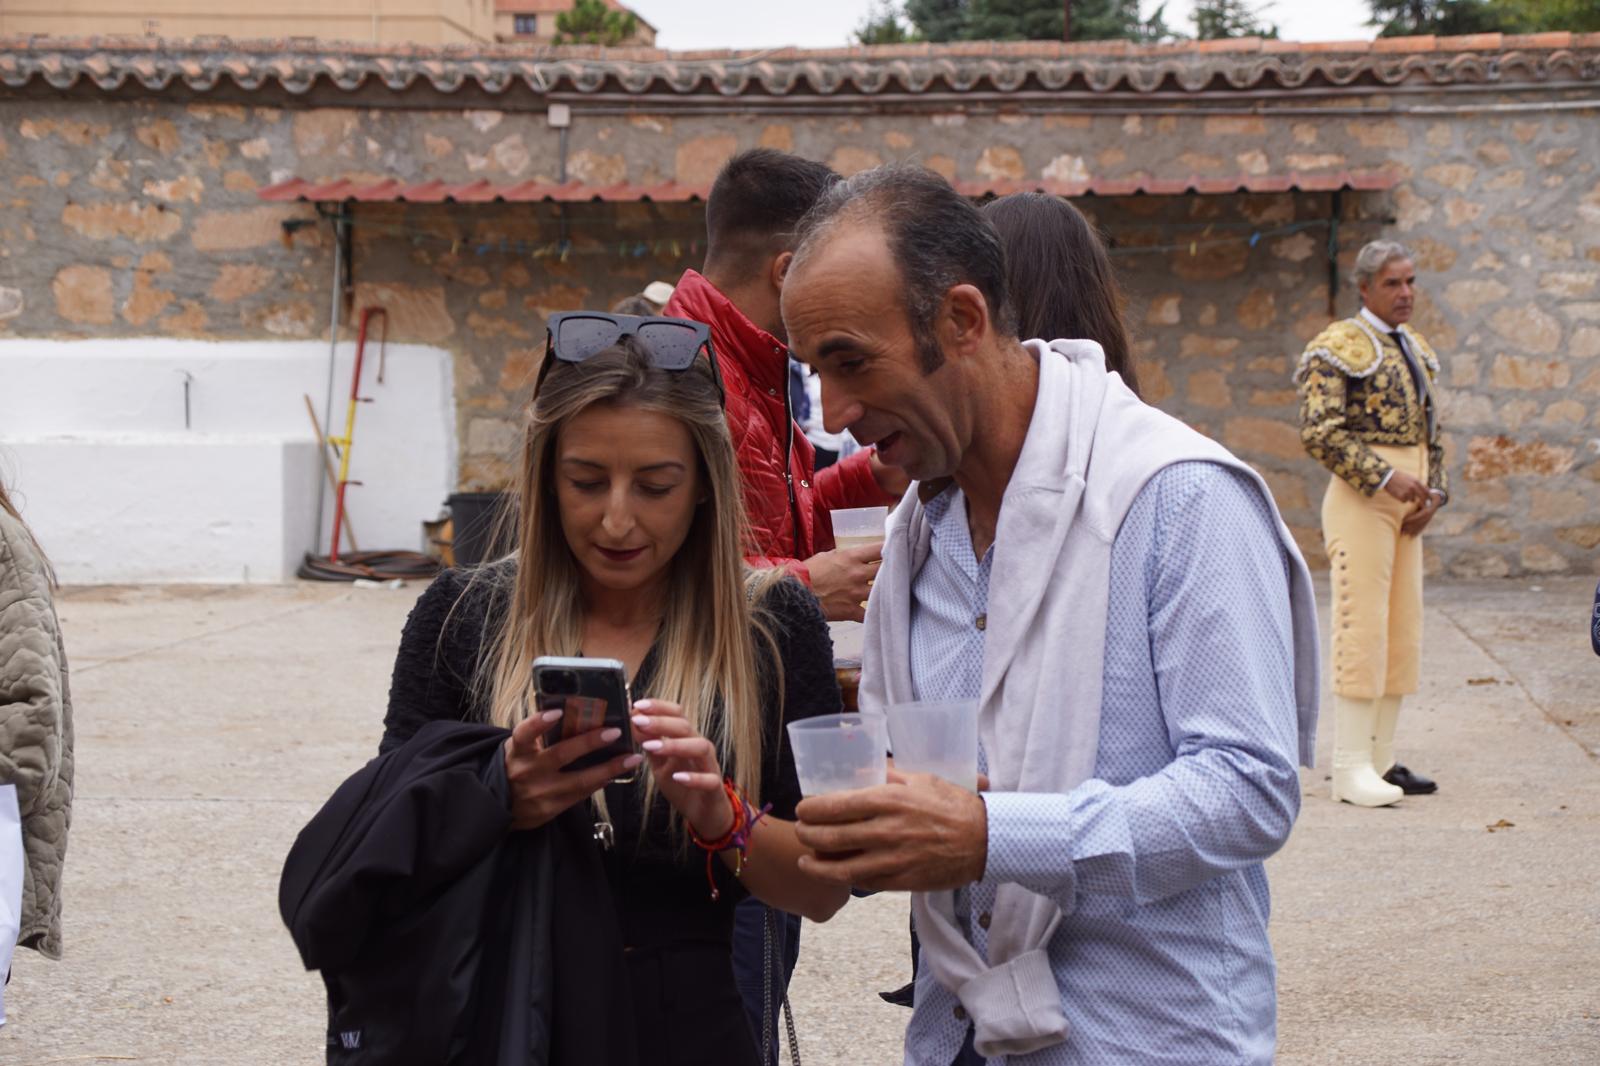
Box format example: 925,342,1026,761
800,480,810,488
978,911,992,930
953,1005,968,1022
975,614,987,631
767,387,777,396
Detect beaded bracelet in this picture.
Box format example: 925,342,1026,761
687,777,770,901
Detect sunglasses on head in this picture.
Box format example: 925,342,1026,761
540,311,725,405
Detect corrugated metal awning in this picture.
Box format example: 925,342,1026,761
954,170,1399,197
258,178,711,204
259,169,1398,205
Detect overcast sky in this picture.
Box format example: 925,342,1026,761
628,1,1372,51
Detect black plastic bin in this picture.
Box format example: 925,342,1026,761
447,491,517,567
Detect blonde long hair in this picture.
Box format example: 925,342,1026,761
474,337,781,810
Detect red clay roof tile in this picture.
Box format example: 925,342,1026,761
0,33,1592,102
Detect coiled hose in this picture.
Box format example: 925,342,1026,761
297,550,442,583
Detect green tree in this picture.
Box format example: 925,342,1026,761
905,0,971,41
1366,0,1505,35
1137,2,1180,39
907,0,1178,42
1518,0,1600,31
964,0,1078,38
855,0,923,43
1368,0,1600,34
1192,0,1279,38
554,0,640,46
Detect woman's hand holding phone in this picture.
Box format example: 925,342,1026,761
503,710,643,831
631,699,735,840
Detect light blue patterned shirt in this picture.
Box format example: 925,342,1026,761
906,462,1302,1066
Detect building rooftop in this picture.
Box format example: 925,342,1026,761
1,31,1595,101
494,0,657,35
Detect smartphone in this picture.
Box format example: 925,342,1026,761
531,655,635,781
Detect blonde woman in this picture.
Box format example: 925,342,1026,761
0,475,74,1023
379,314,849,1065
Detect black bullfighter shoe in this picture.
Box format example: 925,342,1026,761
1382,764,1438,795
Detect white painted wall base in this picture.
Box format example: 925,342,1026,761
5,435,320,584
0,338,457,584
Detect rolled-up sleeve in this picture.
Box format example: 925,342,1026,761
979,464,1302,912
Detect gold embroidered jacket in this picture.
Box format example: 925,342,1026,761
1295,317,1447,498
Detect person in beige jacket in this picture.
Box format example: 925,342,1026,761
0,476,73,985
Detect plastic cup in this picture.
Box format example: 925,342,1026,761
830,506,888,553
885,700,980,791
786,713,889,796
831,507,888,613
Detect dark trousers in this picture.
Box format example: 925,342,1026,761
731,897,801,1063
626,941,761,1066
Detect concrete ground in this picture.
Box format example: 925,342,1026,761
1,575,1597,1064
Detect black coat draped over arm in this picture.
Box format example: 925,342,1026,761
280,720,636,1066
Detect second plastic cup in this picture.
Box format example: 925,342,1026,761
786,713,888,796
830,506,888,553
885,700,980,791
831,506,888,612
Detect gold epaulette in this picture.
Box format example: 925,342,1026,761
1399,325,1442,375
1294,319,1382,383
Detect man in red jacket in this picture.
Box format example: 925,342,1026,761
667,148,905,1057
667,149,905,623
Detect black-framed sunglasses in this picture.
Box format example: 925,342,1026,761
540,311,725,405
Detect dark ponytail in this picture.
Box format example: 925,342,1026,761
982,193,1140,398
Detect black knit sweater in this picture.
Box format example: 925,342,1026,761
379,562,843,948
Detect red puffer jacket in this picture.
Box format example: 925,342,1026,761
665,270,890,585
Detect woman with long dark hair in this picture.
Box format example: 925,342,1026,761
983,192,1141,398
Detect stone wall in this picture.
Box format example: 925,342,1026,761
1,83,1596,576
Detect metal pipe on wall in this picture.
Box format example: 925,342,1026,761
313,214,345,557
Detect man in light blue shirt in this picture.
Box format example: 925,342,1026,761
783,166,1316,1065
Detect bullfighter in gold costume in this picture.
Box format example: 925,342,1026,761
1297,240,1447,807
